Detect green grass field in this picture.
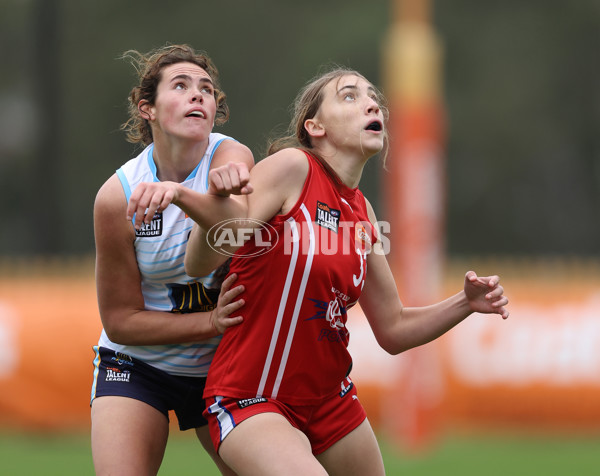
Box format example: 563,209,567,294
1,430,598,475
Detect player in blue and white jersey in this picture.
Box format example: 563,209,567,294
90,44,253,476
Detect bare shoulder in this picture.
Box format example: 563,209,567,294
210,138,254,169
94,174,127,220
247,148,310,219
254,147,309,181
94,173,136,255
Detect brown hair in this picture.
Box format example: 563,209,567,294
120,44,229,146
267,66,389,162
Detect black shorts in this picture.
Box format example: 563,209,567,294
90,346,208,430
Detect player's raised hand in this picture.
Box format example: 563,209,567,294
208,162,253,197
126,181,181,229
464,270,510,319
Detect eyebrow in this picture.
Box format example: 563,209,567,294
170,74,214,86
337,84,357,94
337,84,376,95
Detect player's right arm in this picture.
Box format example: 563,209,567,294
94,174,244,345
184,148,309,277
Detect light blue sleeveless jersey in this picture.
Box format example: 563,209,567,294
97,132,234,377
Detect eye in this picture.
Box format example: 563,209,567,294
201,86,214,95
343,92,355,101
174,82,186,90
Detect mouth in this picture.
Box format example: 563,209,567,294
186,110,206,119
365,120,382,132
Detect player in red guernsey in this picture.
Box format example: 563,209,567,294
129,67,510,476
203,149,376,406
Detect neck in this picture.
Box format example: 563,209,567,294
151,135,209,182
312,146,367,189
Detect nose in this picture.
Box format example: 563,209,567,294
366,97,380,114
191,89,204,103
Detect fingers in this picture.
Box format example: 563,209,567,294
126,183,176,229
465,270,489,288
209,172,223,193
466,270,510,319
211,167,235,192
126,188,142,223
219,299,245,329
235,162,253,195
217,273,245,328
484,278,507,304
466,271,501,289
485,280,509,319
220,315,244,329
219,272,237,292
129,186,157,222
489,292,510,319
236,162,251,186
208,162,252,196
498,306,509,319
485,284,504,300
488,293,508,308
221,285,245,305
240,183,254,195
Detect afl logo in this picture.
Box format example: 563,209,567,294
207,218,279,258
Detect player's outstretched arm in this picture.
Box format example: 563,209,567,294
359,202,509,355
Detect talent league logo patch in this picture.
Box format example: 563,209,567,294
315,201,340,233
135,212,163,237
105,367,131,383
237,397,268,409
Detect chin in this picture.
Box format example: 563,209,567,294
362,143,384,158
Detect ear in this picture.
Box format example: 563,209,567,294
138,100,155,121
304,118,325,138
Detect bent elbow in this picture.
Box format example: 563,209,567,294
382,344,404,356
101,315,132,345
376,335,409,356
103,325,124,344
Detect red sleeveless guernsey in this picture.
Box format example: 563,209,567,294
204,151,377,405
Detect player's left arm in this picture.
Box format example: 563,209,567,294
359,199,509,355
